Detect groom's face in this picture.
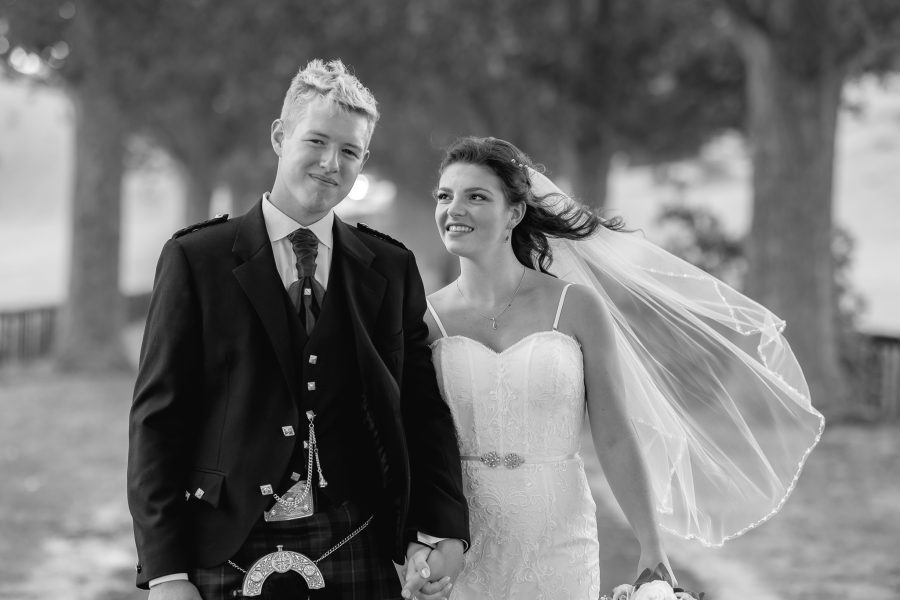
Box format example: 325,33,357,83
270,96,370,224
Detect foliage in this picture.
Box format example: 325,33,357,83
656,204,745,288
505,0,745,163
720,0,900,77
656,203,868,393
0,0,752,207
369,0,747,207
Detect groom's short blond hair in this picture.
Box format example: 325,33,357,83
280,59,380,144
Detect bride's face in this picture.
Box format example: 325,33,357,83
434,162,519,259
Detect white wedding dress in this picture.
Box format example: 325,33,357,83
427,284,601,599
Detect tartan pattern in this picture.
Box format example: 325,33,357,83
191,501,401,599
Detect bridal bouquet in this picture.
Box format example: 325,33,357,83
600,564,704,600
600,579,703,600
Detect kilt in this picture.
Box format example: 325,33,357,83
190,500,402,599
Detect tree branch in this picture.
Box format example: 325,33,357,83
837,0,900,71
718,0,776,36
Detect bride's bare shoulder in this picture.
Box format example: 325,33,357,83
425,284,458,343
530,270,577,299
554,281,615,341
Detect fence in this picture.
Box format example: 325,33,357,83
1,299,899,417
0,306,56,364
0,293,151,366
857,334,900,419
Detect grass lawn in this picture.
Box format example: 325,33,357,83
0,367,898,599
703,419,900,600
587,418,900,600
0,366,143,600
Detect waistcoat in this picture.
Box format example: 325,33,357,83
278,251,382,509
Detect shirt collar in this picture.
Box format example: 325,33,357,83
261,192,334,249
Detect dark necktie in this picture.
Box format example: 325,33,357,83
287,228,325,335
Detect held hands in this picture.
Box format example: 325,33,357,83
401,539,464,600
148,580,202,600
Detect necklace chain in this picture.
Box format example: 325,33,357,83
455,267,526,330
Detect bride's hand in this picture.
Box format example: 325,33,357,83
635,547,676,587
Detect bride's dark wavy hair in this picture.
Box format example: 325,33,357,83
439,136,624,274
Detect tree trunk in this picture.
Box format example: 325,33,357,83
558,132,614,210
223,155,276,217
736,23,847,415
180,163,215,226
56,82,129,371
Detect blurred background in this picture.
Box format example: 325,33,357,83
1,1,898,598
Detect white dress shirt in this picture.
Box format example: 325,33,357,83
262,193,334,291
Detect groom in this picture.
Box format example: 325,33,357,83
127,59,468,599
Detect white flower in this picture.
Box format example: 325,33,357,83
632,580,677,600
611,583,635,600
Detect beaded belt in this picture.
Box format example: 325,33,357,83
460,451,577,469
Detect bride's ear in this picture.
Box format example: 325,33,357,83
510,201,526,228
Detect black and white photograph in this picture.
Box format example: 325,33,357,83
1,2,899,599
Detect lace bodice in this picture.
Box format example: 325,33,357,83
430,331,586,459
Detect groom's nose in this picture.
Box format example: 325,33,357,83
319,148,339,172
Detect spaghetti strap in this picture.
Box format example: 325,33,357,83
553,284,575,331
426,299,449,338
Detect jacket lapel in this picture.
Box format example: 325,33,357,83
333,217,386,342
232,199,301,403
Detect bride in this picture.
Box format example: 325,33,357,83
414,137,824,599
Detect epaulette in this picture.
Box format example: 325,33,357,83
172,214,229,239
356,222,406,248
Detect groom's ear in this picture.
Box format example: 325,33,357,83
361,148,370,168
271,119,285,156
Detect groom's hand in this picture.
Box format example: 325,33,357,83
401,541,457,600
424,538,463,595
402,539,464,600
148,580,202,600
431,538,464,581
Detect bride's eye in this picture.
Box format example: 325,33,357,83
433,190,451,203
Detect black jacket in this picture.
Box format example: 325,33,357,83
127,200,468,588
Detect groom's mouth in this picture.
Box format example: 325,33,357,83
310,174,338,186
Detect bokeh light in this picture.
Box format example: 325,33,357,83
50,41,69,61
59,2,76,20
9,47,42,75
348,174,370,201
